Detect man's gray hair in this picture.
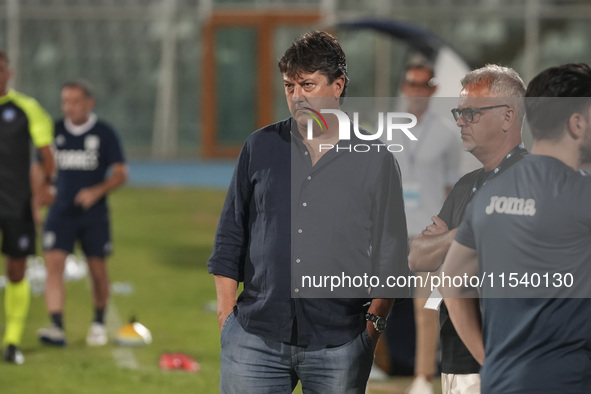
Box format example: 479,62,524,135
461,64,526,122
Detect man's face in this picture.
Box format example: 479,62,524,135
283,70,344,130
401,68,436,114
402,68,436,97
0,58,12,95
456,83,507,156
61,86,95,125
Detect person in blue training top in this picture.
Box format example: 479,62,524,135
36,79,127,347
0,50,55,365
443,63,591,393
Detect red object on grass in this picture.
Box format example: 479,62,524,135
159,352,201,372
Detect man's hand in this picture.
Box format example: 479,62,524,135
30,161,56,206
30,161,56,225
74,162,127,210
214,275,238,332
409,217,457,272
31,182,56,225
365,298,394,350
218,308,235,331
366,321,381,350
36,183,56,206
75,186,103,210
421,215,449,236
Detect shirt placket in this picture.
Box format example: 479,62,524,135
292,139,314,297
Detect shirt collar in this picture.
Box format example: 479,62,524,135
64,113,97,136
0,89,17,105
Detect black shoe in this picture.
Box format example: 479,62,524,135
3,344,24,365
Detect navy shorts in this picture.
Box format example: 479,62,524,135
0,216,36,258
43,214,112,258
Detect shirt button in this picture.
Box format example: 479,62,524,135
297,229,303,234
307,176,311,180
296,258,301,263
295,288,299,293
302,202,307,207
304,151,309,155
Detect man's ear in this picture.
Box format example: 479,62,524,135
332,75,345,98
567,112,586,140
501,107,516,132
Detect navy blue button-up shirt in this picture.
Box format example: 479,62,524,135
208,118,408,347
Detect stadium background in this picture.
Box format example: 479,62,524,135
1,0,591,392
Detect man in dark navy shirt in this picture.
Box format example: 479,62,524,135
208,31,409,393
443,63,591,394
36,80,127,347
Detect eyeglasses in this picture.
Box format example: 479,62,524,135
451,105,509,123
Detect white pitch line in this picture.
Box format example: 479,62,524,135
106,301,140,370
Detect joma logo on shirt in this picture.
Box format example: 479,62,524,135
485,196,536,216
56,150,99,170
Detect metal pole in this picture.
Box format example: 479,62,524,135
197,0,213,24
524,0,540,83
6,0,21,89
321,0,337,28
152,0,179,159
374,0,392,98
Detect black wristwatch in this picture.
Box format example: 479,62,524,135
365,312,387,332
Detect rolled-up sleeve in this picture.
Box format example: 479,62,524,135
207,139,253,282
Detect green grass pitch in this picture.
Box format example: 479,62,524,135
0,187,225,393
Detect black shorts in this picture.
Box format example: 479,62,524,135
43,214,112,258
0,216,36,258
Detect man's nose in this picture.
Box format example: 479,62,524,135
456,114,466,127
291,96,305,106
293,84,305,99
